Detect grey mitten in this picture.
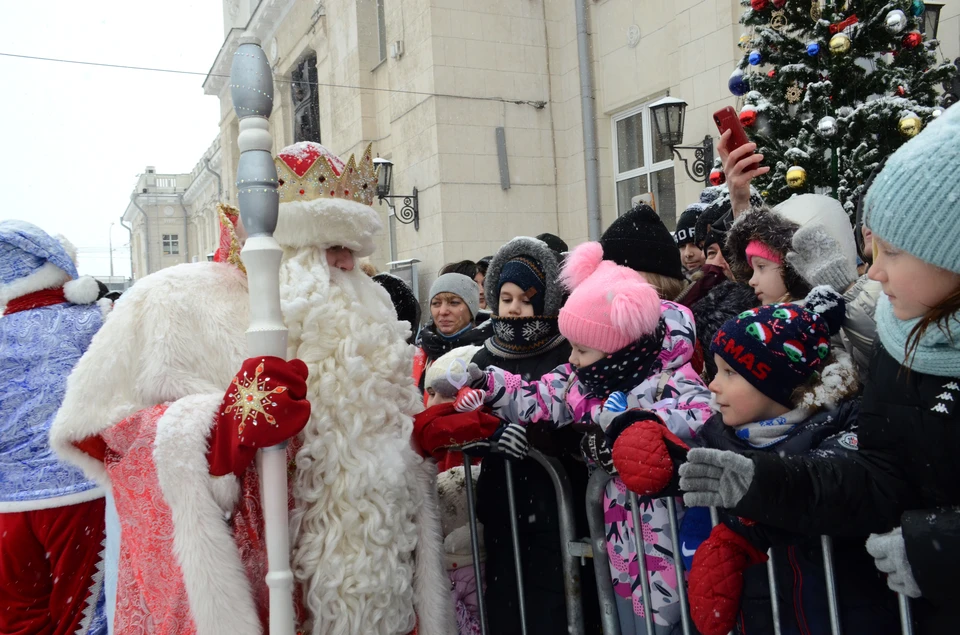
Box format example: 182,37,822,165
679,448,755,508
494,423,530,460
786,224,858,292
430,361,486,398
866,527,922,598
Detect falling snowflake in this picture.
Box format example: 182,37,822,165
493,321,515,341
522,320,550,340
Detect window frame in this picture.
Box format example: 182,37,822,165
611,101,677,225
162,233,180,256
376,0,387,64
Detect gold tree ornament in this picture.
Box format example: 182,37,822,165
898,114,923,138
786,166,808,188
770,10,789,32
810,0,823,20
786,82,804,103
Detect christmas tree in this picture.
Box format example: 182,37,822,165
730,0,955,215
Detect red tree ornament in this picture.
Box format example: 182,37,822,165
710,169,726,186
773,0,787,7
751,0,768,10
896,85,907,96
768,69,777,77
902,31,922,48
740,108,758,127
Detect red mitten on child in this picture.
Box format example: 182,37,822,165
207,356,311,477
688,523,768,635
608,410,689,496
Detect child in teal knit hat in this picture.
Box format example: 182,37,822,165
678,104,960,633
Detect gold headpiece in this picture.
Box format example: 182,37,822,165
274,142,378,207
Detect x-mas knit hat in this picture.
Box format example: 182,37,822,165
600,203,684,281
711,286,845,407
865,104,960,273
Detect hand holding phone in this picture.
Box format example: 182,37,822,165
712,106,769,216
713,107,750,153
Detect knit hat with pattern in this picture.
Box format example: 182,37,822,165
676,204,705,247
559,241,661,353
865,103,960,273
600,203,684,281
711,286,846,407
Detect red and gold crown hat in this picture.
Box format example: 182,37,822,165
274,141,377,206
272,142,384,258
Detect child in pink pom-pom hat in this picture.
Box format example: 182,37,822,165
455,240,714,633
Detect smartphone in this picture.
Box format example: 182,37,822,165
713,106,751,152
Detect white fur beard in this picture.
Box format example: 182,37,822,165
281,248,424,635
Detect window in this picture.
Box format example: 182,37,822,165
162,234,179,256
612,103,677,229
377,0,387,64
291,54,321,143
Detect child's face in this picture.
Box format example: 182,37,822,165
680,243,706,271
425,387,455,408
869,236,960,320
748,256,788,305
709,355,791,426
569,342,607,369
498,282,536,318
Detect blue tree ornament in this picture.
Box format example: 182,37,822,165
749,50,763,65
910,0,925,17
729,68,750,96
807,42,821,56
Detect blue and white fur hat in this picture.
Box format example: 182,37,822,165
0,220,100,306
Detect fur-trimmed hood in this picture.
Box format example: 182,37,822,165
726,206,810,299
273,198,382,258
484,236,563,317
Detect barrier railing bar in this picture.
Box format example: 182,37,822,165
766,549,783,635
585,470,622,635
820,535,842,635
628,492,656,635
528,450,586,635
462,454,489,635
665,498,694,635
898,594,914,635
503,458,530,635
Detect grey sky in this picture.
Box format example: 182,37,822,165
0,0,223,277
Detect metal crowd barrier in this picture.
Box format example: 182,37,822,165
459,450,917,635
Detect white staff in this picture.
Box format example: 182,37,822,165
230,34,295,634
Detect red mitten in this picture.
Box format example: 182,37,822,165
207,357,311,477
610,413,689,496
414,402,501,456
688,523,768,635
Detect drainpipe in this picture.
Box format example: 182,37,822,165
129,194,151,275
203,156,223,200
119,217,134,285
178,193,190,264
575,0,602,241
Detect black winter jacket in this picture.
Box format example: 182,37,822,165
696,404,899,635
731,344,960,633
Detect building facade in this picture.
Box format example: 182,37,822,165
188,0,958,298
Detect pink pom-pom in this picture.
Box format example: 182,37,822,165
560,241,605,290
609,277,662,341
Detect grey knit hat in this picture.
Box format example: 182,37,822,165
429,273,480,318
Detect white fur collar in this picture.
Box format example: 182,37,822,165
0,262,71,305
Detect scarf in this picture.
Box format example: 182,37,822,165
732,407,811,449
418,323,489,361
3,287,67,315
577,319,666,399
876,295,960,377
485,315,566,359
